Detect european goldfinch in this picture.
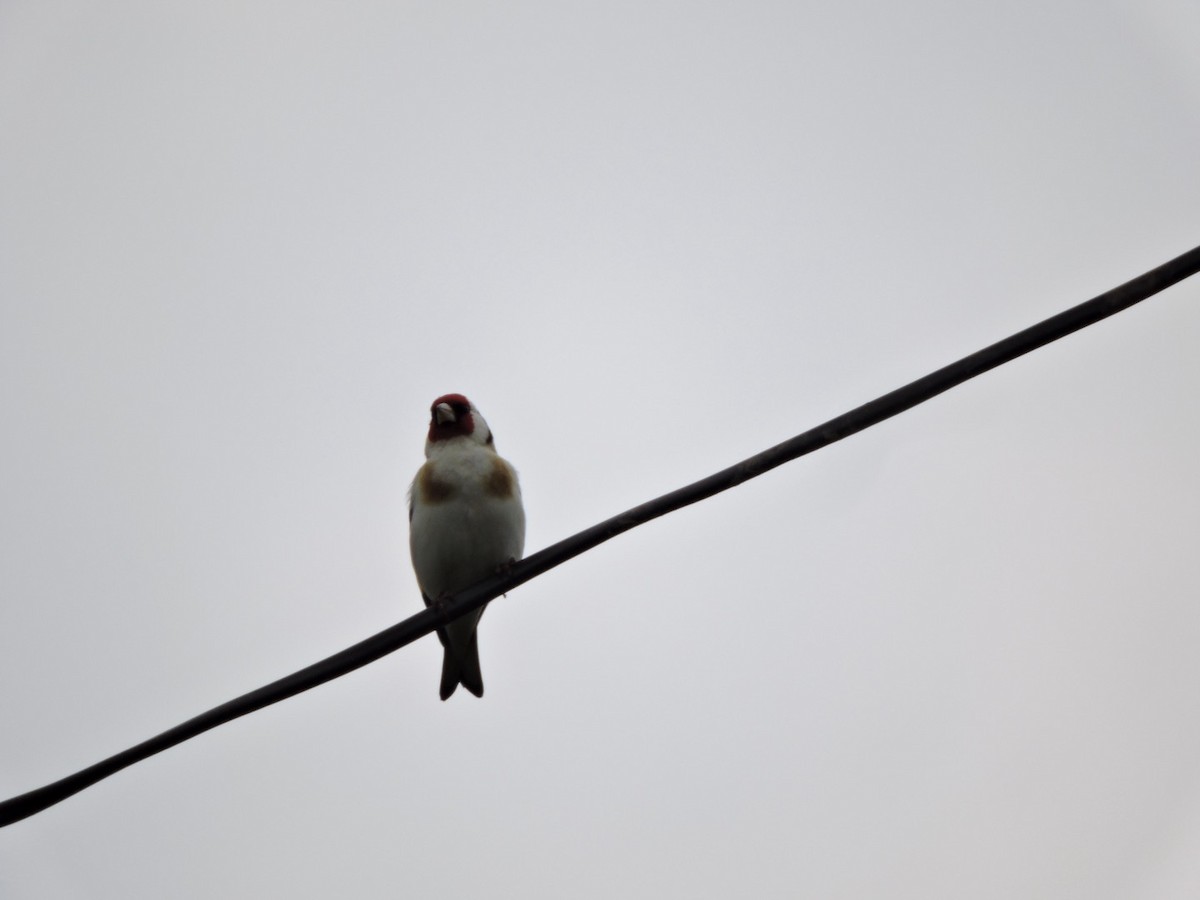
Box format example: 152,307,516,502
408,394,525,699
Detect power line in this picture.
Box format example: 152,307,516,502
3,242,1198,828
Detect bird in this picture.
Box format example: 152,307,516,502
408,393,526,699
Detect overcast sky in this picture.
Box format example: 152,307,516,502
2,2,1199,898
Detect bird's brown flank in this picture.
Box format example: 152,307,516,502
485,456,517,500
416,463,455,504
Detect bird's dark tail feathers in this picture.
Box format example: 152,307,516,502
440,635,484,700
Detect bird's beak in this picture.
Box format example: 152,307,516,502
434,402,456,425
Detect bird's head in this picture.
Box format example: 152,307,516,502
426,393,494,452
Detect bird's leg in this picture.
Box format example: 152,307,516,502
493,557,518,597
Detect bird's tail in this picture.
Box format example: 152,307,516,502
440,634,484,700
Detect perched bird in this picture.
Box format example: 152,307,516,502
409,394,526,699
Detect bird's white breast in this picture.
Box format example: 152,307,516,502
409,442,525,599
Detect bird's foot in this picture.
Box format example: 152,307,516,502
493,557,518,597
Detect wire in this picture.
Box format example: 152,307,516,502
3,242,1198,828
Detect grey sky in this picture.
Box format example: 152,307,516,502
2,2,1199,898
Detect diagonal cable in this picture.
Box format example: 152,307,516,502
2,242,1198,828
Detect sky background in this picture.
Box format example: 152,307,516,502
2,1,1199,897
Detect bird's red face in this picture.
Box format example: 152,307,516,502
428,393,476,443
